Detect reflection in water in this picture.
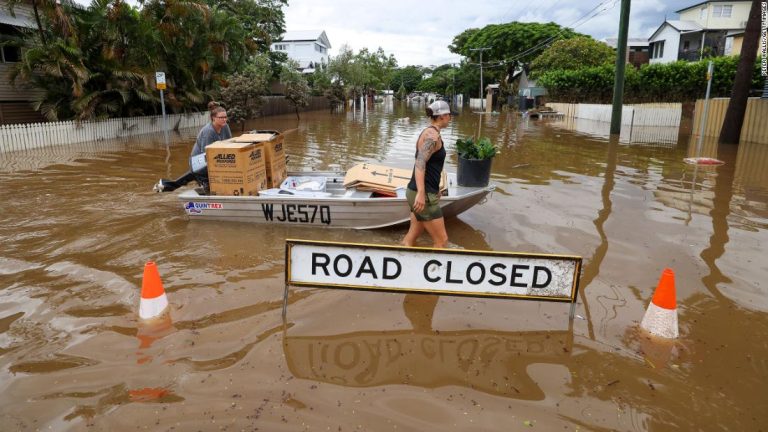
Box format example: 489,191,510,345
578,136,619,340
284,328,572,400
700,144,737,301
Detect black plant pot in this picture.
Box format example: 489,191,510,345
457,156,492,187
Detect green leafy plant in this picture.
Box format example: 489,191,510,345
456,136,498,160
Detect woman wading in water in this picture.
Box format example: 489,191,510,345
402,100,452,248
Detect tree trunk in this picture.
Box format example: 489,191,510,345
31,0,47,45
718,0,761,144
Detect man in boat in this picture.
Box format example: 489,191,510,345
154,102,232,194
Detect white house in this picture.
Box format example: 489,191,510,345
648,0,754,64
271,30,331,74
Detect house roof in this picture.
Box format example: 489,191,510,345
649,20,703,41
675,0,752,14
666,20,704,32
279,30,332,48
0,11,34,28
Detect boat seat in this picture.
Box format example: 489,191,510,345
343,188,374,198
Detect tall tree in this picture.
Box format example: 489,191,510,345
219,53,271,131
530,37,615,77
719,0,761,144
280,60,310,120
449,21,585,82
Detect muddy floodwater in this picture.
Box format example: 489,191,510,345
1,104,767,431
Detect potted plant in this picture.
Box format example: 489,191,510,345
455,136,498,187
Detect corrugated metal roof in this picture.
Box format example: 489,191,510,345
665,20,703,32
279,30,331,48
0,13,34,28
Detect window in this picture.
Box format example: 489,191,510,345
274,44,287,51
651,40,665,59
683,40,690,51
713,5,732,17
700,7,707,20
1,45,20,63
724,37,733,55
314,43,326,53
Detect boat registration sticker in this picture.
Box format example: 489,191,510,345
184,202,223,214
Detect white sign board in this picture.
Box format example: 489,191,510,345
286,240,581,302
155,71,166,90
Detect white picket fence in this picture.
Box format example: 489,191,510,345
546,102,682,127
0,112,208,153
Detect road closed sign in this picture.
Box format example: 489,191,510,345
286,240,581,302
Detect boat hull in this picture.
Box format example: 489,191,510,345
177,172,494,229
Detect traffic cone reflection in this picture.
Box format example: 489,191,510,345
139,261,169,320
136,312,175,365
640,268,678,339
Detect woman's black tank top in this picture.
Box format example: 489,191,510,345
407,126,446,194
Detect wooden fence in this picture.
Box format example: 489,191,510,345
546,102,682,127
691,97,768,144
0,96,331,153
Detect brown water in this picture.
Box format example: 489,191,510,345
1,104,767,431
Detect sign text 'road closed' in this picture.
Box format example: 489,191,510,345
286,240,581,302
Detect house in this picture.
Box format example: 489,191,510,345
271,30,331,74
0,0,44,124
648,0,754,64
605,38,650,68
516,70,547,110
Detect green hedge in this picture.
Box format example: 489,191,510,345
537,56,764,103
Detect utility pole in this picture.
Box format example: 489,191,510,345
610,0,631,135
470,47,491,110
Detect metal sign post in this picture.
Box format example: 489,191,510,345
695,61,714,157
156,72,169,146
685,61,724,165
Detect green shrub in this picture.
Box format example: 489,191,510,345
537,56,764,103
456,136,498,160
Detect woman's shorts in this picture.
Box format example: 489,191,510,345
406,188,443,221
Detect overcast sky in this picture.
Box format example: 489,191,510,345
283,0,695,66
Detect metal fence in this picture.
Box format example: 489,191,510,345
546,102,682,127
691,97,768,144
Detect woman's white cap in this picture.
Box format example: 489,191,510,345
428,100,451,116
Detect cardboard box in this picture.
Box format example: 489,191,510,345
234,131,287,188
205,141,267,196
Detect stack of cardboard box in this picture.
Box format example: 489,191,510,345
206,131,287,196
234,131,287,189
205,141,267,196
343,163,447,197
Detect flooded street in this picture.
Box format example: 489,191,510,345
1,104,767,431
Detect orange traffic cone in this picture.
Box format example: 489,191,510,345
640,268,678,339
139,261,169,320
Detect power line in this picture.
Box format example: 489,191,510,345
477,0,620,70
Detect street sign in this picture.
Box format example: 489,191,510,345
285,239,581,303
155,71,166,90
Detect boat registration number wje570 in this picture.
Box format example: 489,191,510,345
261,204,332,225
184,201,332,225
